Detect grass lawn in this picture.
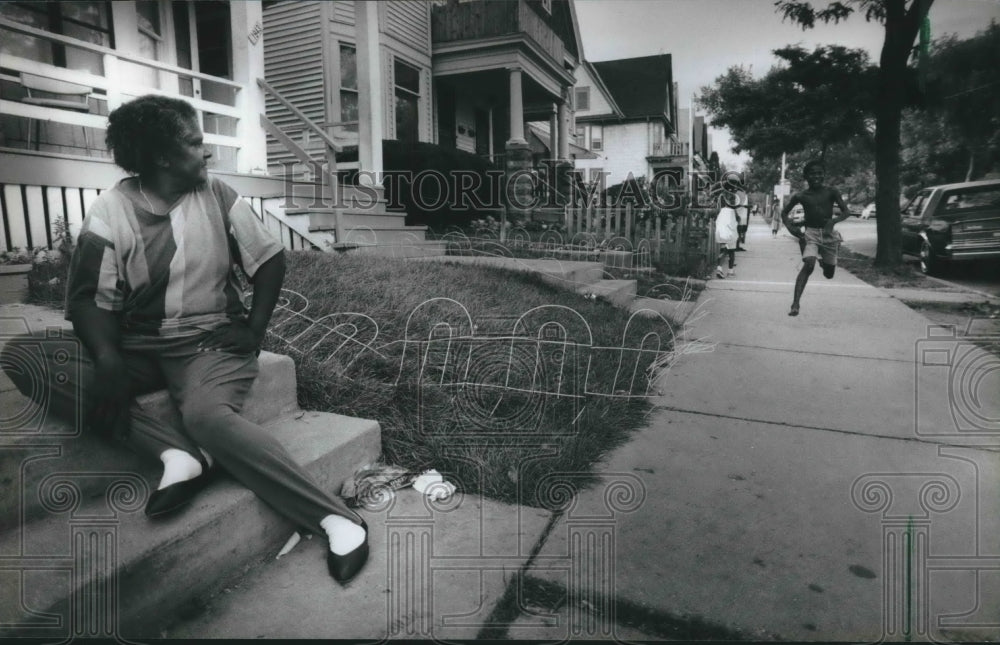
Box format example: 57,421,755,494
262,251,681,508
837,245,951,290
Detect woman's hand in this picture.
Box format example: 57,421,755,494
197,319,262,356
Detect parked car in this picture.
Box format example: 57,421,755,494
900,179,1000,275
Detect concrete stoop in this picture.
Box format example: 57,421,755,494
0,351,381,639
159,489,553,640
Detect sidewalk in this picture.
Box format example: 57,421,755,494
523,221,1000,641
4,224,998,640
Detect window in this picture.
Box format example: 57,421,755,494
0,1,113,75
943,187,1000,212
590,124,603,151
339,44,358,131
540,0,552,13
574,87,590,112
135,1,161,87
394,59,420,143
574,124,585,145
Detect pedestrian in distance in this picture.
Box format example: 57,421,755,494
770,201,782,238
714,192,739,279
735,188,749,251
780,160,852,317
0,95,369,584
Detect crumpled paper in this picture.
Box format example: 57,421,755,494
411,469,457,501
340,464,419,510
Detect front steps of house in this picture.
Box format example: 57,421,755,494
0,348,381,639
277,183,433,251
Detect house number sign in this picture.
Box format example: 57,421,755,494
248,21,263,46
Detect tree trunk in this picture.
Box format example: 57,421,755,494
873,0,934,269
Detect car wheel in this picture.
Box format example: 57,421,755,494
919,240,942,275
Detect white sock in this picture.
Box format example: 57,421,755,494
321,514,366,555
157,449,203,490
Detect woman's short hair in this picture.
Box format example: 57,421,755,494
105,95,198,176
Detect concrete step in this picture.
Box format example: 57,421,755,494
576,279,637,308
300,210,408,229
329,240,447,258
0,351,297,528
316,225,430,246
0,409,380,639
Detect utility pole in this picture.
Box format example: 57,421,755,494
688,92,695,204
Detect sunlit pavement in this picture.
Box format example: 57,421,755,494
525,220,1000,641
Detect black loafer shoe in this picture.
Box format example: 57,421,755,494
327,519,369,584
145,470,213,518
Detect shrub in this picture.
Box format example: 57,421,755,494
25,217,74,307
381,140,503,230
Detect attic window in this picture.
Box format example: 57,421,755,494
540,0,552,14
575,87,590,111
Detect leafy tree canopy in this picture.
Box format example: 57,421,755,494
699,45,877,160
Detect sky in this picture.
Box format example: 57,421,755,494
574,0,1000,169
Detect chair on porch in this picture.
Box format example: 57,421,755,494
19,72,92,152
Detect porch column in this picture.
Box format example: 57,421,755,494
504,66,532,221
506,67,527,146
230,0,267,173
355,0,383,177
557,93,570,160
548,105,558,160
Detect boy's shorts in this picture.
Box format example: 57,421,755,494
801,227,841,265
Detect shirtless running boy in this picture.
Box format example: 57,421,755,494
780,160,852,316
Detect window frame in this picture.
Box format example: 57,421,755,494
0,1,114,70
393,57,421,142
337,42,359,128
590,124,603,151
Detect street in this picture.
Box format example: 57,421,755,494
832,218,1000,298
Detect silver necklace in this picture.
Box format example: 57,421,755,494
137,178,157,213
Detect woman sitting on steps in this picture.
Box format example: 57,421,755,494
0,95,368,584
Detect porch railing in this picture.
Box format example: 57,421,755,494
649,141,689,158
0,17,246,170
0,182,318,254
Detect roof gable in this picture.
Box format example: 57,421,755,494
589,54,673,120
574,61,622,118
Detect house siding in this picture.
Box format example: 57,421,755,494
574,121,651,187
384,1,430,55
573,65,615,120
262,1,327,169
332,0,355,25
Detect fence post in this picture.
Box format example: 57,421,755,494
605,207,612,239
654,215,661,263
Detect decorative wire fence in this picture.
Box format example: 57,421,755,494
428,205,720,276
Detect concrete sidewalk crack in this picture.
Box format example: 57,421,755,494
655,405,1000,453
